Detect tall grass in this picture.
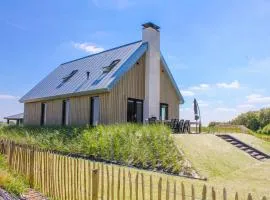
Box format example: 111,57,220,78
0,155,28,195
0,124,189,175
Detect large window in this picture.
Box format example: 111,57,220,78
160,103,168,120
90,96,100,126
127,98,143,123
40,103,47,126
62,99,70,126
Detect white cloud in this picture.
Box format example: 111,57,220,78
246,94,270,104
216,80,240,89
197,100,209,107
181,90,195,97
190,84,210,91
72,42,104,54
0,94,19,100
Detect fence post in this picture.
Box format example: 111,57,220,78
128,171,132,200
191,185,195,200
212,187,216,200
223,188,227,200
158,177,162,200
92,169,99,200
112,166,115,200
106,166,110,200
235,192,238,200
247,193,252,200
202,185,207,200
29,147,35,188
8,141,15,167
181,182,185,200
141,173,145,200
123,169,126,200
166,179,170,200
135,172,138,200
150,175,153,200
174,181,176,200
117,168,120,200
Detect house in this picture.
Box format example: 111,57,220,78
20,22,184,126
4,113,24,125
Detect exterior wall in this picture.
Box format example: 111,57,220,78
100,55,145,124
24,102,42,125
160,62,180,119
24,55,145,126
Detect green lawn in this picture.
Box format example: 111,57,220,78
230,133,270,154
173,134,270,199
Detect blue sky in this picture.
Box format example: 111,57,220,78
0,0,270,124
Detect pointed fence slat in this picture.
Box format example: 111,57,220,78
1,140,268,200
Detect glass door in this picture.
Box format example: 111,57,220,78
127,98,143,123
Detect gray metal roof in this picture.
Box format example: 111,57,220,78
20,40,184,104
20,41,145,103
4,113,24,120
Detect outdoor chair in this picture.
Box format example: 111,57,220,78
171,119,179,133
179,119,185,133
183,120,191,133
148,117,157,124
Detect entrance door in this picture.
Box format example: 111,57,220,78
127,98,143,123
90,96,100,126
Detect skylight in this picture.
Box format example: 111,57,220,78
102,59,121,73
57,70,78,88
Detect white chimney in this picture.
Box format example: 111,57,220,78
142,22,161,121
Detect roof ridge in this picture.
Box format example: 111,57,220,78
61,40,142,66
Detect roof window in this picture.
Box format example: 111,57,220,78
102,59,120,73
57,70,78,88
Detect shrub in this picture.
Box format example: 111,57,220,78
259,124,270,135
0,124,186,174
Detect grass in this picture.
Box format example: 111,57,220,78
0,124,191,175
173,134,270,199
230,133,270,154
0,154,28,195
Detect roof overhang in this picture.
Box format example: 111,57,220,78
107,42,148,90
21,88,110,103
161,55,185,104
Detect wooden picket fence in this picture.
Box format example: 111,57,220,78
0,140,268,200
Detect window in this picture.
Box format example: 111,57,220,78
127,98,143,123
160,103,168,120
90,96,100,126
102,59,121,73
57,70,78,88
62,99,70,126
40,103,47,126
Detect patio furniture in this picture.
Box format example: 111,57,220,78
183,120,191,133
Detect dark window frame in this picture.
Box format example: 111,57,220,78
40,103,46,126
62,100,66,126
127,98,144,123
160,103,169,120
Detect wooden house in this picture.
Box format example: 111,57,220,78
20,22,184,126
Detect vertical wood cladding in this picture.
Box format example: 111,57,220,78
160,62,180,119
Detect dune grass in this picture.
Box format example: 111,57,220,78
0,124,190,175
0,154,28,195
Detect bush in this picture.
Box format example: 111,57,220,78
231,107,270,132
0,124,186,174
259,124,270,135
